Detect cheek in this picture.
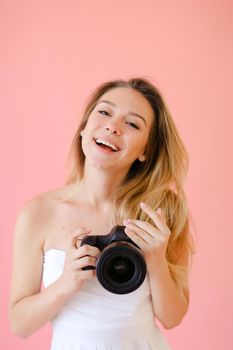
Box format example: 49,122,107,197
85,116,103,132
83,120,97,135
127,135,147,153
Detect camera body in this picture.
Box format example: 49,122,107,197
80,225,146,294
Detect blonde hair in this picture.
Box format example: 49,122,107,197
63,77,196,298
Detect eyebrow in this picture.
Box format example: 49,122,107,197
97,100,147,126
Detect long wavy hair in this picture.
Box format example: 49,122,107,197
62,77,196,298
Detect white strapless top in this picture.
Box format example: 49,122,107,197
43,249,172,350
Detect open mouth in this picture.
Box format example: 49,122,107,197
93,138,120,153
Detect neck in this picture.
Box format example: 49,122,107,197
74,160,129,211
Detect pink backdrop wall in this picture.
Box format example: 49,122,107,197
1,0,232,349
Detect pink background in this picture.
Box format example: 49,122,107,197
1,0,232,349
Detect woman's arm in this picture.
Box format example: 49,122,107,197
8,198,99,338
8,198,71,338
123,203,191,330
147,251,190,329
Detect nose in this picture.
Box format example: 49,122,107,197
104,122,121,135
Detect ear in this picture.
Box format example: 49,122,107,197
138,154,146,162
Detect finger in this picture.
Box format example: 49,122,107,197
124,228,148,250
124,219,159,238
76,234,88,249
140,203,170,234
124,223,156,245
72,256,98,270
156,208,168,225
79,269,96,280
68,228,92,251
71,245,101,259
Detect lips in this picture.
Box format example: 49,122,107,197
93,137,121,151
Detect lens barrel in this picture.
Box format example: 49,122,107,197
96,244,146,294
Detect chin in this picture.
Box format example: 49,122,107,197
88,158,114,169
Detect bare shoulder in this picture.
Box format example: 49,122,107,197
17,184,74,217
14,184,73,250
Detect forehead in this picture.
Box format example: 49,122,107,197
97,87,154,124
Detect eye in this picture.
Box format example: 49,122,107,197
126,122,139,130
98,110,139,130
98,110,111,116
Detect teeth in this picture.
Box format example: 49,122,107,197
95,138,119,151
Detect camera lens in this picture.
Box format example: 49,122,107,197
96,244,146,294
107,256,135,283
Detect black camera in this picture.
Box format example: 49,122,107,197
80,225,146,294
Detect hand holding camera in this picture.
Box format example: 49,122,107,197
59,228,101,296
80,225,147,294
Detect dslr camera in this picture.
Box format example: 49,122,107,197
80,225,146,294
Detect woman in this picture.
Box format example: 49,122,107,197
9,77,196,349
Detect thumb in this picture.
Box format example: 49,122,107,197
76,230,92,249
68,228,92,250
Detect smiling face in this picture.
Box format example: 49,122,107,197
80,87,154,171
